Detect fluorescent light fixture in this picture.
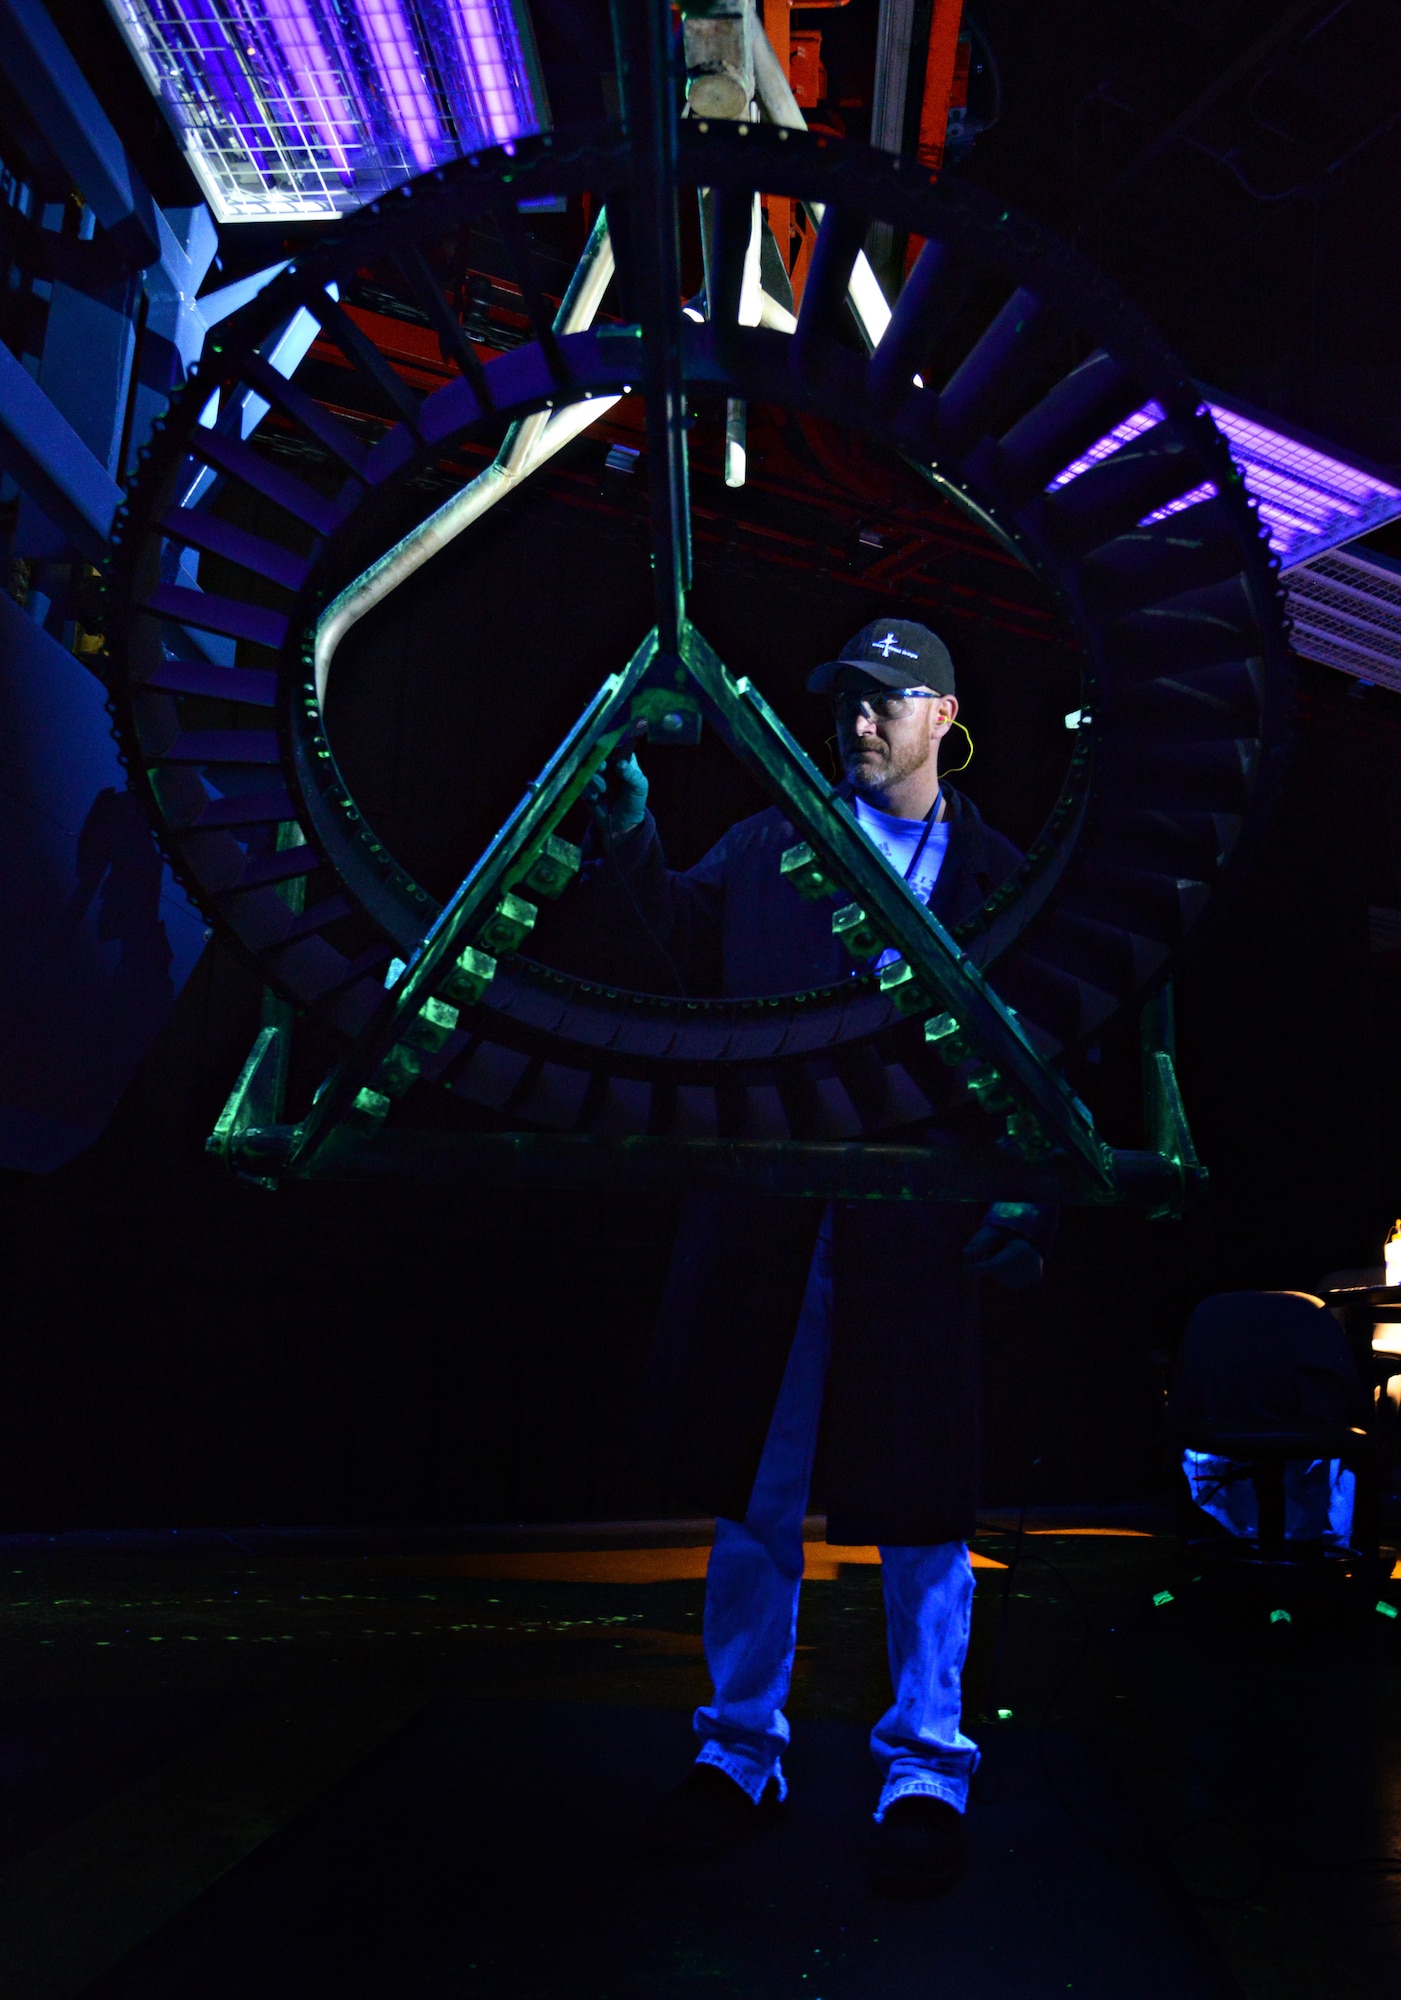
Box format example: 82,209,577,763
1048,396,1401,570
353,0,446,172
105,0,546,223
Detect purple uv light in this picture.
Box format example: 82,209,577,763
263,0,362,174
1208,407,1397,507
1048,395,1401,567
1046,404,1164,490
352,0,444,170
450,0,528,144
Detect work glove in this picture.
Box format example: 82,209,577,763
586,751,649,840
963,1225,1044,1290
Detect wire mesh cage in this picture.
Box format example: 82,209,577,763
104,0,547,222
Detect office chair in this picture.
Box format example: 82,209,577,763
1166,1290,1366,1563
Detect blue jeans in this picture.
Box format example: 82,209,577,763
693,1211,981,1819
1183,1449,1355,1545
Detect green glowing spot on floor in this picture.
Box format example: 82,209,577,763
1269,1607,1291,1625
1152,1590,1174,1607
1378,1599,1399,1619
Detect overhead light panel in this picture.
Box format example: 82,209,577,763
105,0,547,223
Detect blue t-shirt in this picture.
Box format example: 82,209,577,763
853,792,949,895
852,793,949,972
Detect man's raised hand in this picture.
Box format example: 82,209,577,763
586,749,649,840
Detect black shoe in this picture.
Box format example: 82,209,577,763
867,1795,966,1896
639,1763,782,1862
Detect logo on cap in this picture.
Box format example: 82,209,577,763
870,630,919,660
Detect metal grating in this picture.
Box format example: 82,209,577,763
1285,546,1401,691
104,0,545,223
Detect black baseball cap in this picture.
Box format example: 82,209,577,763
806,619,956,696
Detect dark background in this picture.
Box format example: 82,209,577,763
3,0,1401,1530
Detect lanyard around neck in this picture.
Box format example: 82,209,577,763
898,790,944,886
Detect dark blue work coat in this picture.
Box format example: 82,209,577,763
579,784,1044,1545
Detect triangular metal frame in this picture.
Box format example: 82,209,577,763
256,615,1106,1195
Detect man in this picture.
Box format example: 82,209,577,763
585,619,1051,1893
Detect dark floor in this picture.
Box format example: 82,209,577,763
0,1515,1397,1998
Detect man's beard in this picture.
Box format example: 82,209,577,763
842,737,935,794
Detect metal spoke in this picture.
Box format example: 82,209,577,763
156,506,310,593
936,287,1061,459
613,0,690,655
242,351,370,475
185,423,346,534
309,292,426,430
392,243,497,411
866,236,970,414
705,185,757,358
791,204,869,372
491,198,571,389
992,350,1142,503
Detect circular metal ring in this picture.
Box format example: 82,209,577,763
106,123,1288,1144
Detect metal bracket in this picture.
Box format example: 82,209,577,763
1139,984,1206,1219
207,1022,288,1188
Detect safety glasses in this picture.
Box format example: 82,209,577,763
830,688,941,723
